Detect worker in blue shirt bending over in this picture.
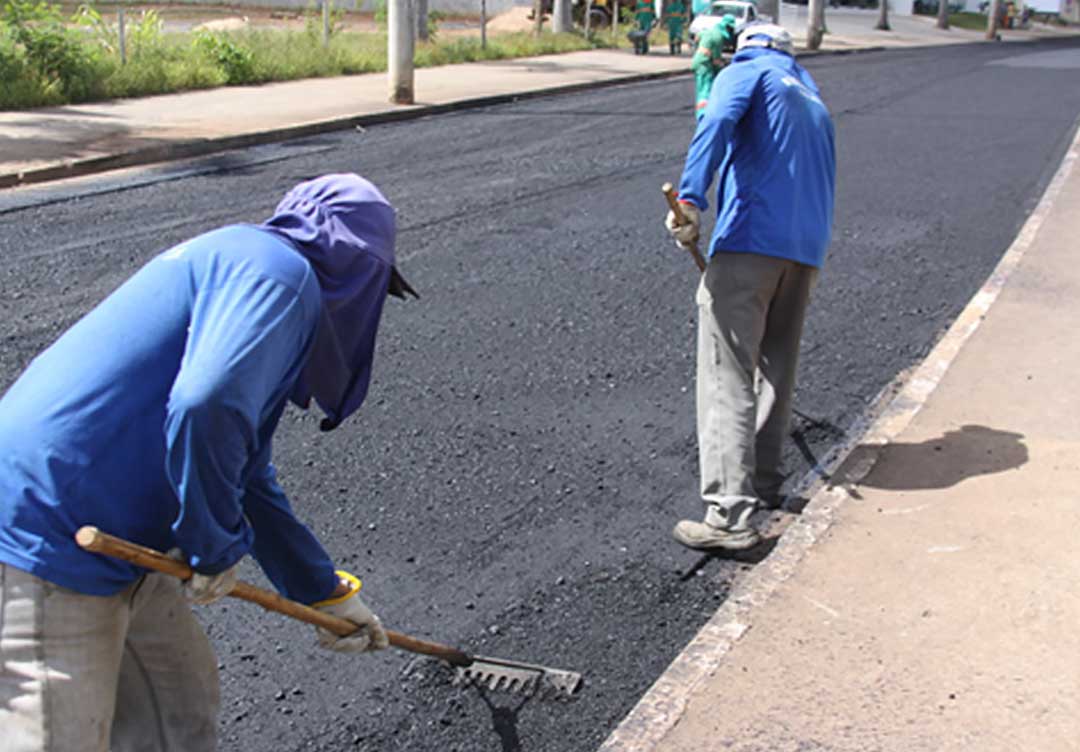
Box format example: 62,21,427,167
665,24,836,551
0,173,417,751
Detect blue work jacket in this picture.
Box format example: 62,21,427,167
678,47,837,268
0,226,339,603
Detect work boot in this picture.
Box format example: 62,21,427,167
672,503,761,551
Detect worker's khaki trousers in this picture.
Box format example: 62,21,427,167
0,564,219,752
696,251,817,529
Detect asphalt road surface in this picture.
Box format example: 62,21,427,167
2,39,1079,752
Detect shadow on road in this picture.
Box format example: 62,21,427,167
679,537,779,582
859,424,1028,491
473,684,536,752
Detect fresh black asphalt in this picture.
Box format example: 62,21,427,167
1,38,1078,752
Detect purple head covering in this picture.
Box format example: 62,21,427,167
262,173,410,431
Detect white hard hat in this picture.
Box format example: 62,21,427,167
736,22,794,55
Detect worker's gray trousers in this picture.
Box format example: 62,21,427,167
696,251,817,530
0,564,219,752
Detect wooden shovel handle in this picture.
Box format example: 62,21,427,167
661,182,707,272
74,526,472,667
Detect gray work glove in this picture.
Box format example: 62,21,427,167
168,549,238,605
664,201,700,249
313,571,390,654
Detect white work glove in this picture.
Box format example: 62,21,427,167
313,570,390,654
168,549,239,605
664,200,700,249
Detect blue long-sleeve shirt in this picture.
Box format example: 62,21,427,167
0,225,339,602
678,47,837,268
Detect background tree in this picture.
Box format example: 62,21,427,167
875,0,890,31
986,0,1001,38
415,0,428,40
807,0,825,49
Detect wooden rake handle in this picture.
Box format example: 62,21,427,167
661,182,707,273
74,526,472,667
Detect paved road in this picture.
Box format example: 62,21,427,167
2,39,1078,752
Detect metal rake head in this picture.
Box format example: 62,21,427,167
454,655,582,698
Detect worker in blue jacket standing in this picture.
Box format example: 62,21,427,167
0,174,417,751
665,24,836,551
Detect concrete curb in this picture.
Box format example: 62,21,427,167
596,111,1080,752
0,43,898,191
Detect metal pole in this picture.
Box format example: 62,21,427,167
389,0,415,104
612,0,619,38
584,0,592,35
118,6,126,65
481,0,487,48
322,0,330,48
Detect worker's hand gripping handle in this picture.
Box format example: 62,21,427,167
662,182,707,273
74,526,472,667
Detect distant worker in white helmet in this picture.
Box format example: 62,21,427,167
664,23,837,551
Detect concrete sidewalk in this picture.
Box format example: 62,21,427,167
2,7,1074,188
602,107,1080,752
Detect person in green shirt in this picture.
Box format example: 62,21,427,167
665,0,687,55
691,14,736,119
633,0,656,54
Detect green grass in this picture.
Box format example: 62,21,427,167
0,24,616,109
945,11,991,30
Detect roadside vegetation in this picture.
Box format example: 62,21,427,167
0,0,614,109
943,11,993,29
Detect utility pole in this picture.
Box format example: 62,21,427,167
416,0,429,41
389,0,414,104
322,0,330,48
936,0,949,28
117,6,127,64
533,0,544,35
807,0,824,49
985,0,1001,38
552,0,572,32
875,0,889,30
481,0,487,48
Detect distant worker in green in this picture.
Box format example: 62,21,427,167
692,14,736,119
665,0,687,54
634,0,657,53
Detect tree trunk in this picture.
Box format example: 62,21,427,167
807,0,825,49
552,0,572,32
875,0,890,31
985,0,1001,38
415,0,428,40
936,0,949,28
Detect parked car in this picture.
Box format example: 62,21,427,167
688,0,759,46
